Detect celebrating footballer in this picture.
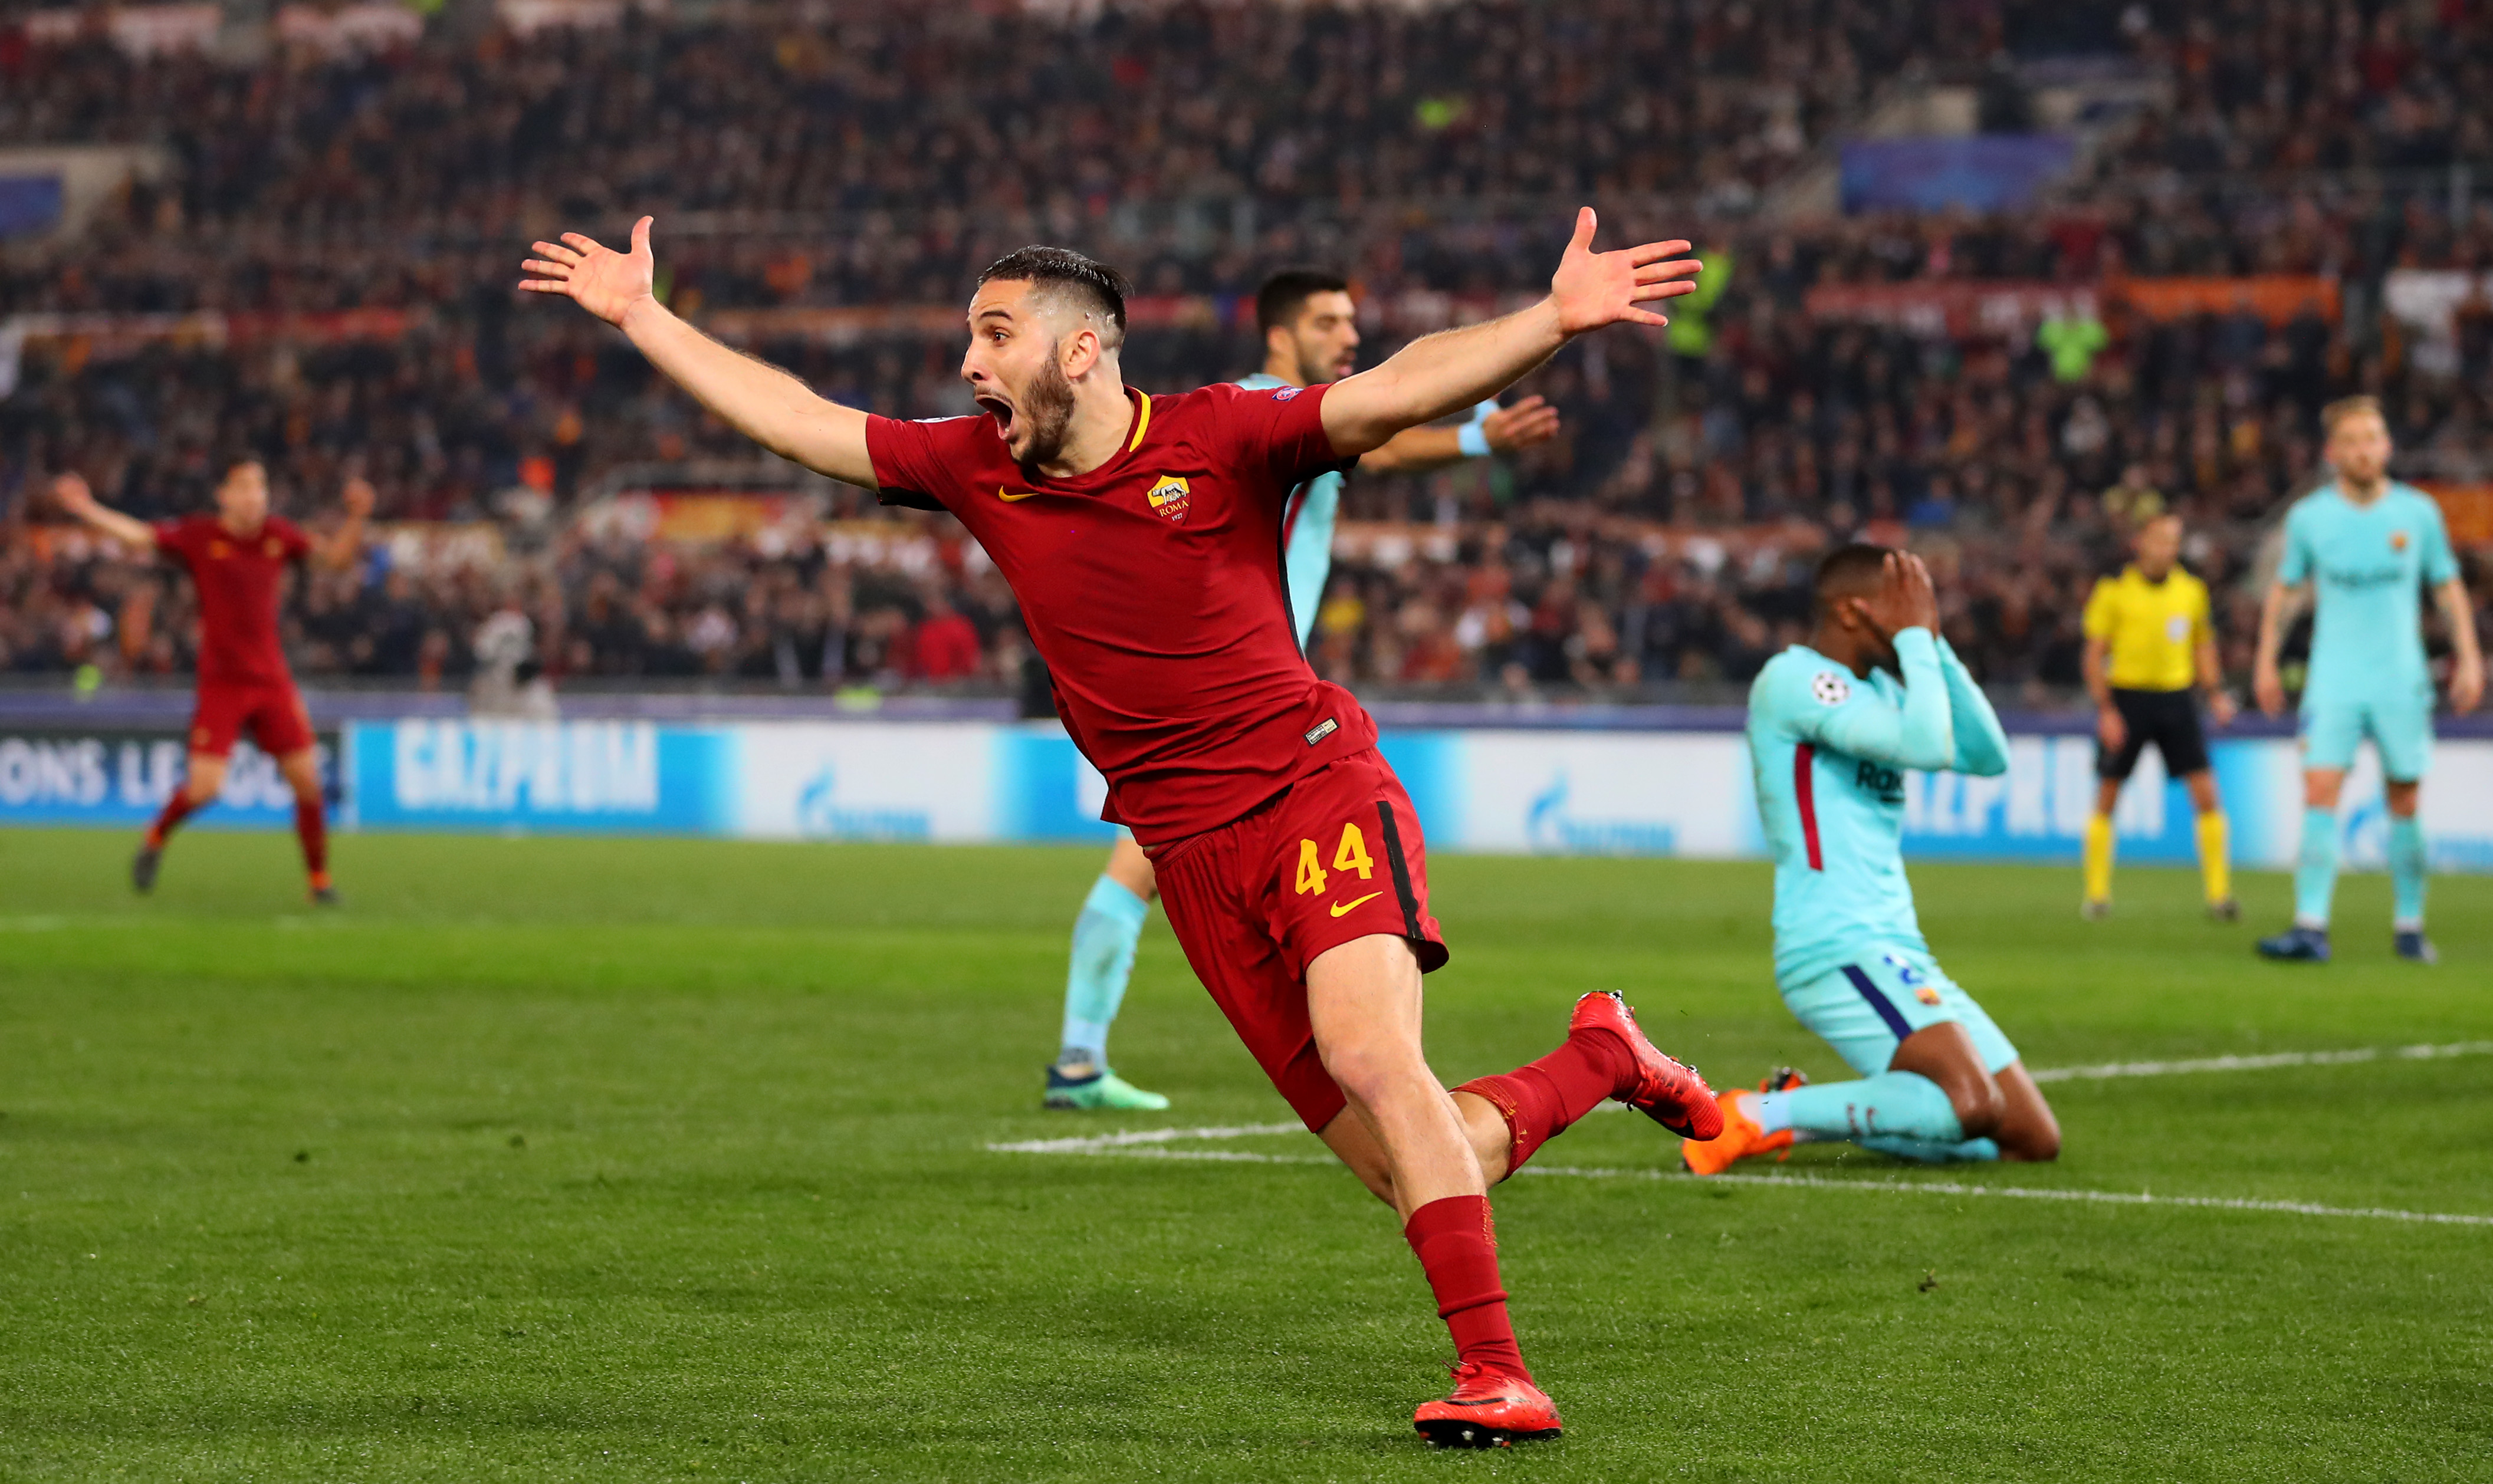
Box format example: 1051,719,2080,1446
523,208,1720,1446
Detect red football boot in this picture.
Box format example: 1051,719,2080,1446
1571,991,1723,1140
1413,1361,1564,1448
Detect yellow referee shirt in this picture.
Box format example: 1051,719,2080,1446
2082,566,2210,692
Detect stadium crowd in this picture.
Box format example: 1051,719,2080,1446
3,0,2490,699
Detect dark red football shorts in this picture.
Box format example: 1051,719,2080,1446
189,681,315,760
1151,747,1448,1133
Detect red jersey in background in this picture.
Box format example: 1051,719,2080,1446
151,515,312,688
867,381,1375,844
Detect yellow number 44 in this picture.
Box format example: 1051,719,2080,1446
1296,822,1377,895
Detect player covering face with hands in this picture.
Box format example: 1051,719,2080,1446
1686,545,2061,1175
523,209,1721,1447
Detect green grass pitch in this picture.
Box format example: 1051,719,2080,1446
1,827,2488,1482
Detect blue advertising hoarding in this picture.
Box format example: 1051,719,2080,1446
5,712,2486,874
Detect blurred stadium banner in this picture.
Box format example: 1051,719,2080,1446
1837,134,2077,215
0,728,340,827
1804,276,2337,341
6,715,2487,872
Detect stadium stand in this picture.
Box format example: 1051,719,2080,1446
1,0,2487,699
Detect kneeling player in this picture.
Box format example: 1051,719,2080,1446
1684,545,2061,1174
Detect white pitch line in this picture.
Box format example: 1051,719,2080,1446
987,1136,2493,1227
2028,1039,2493,1083
1518,1164,2493,1226
990,1121,1305,1155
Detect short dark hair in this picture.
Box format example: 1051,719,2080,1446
1256,268,1351,334
1813,542,1892,617
976,246,1130,348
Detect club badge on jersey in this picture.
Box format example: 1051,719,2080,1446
1148,475,1191,523
1884,952,1942,1005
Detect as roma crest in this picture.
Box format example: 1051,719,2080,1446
1147,474,1191,524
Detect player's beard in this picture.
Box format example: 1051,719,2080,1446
1014,356,1078,471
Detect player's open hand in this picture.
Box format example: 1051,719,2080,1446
521,216,658,328
1548,208,1703,336
2207,688,2239,728
1894,551,1940,633
1482,396,1561,453
1858,551,1939,639
2096,706,2127,752
2252,662,2287,718
48,471,96,518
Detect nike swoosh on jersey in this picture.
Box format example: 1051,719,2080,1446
1329,891,1385,917
997,488,1044,502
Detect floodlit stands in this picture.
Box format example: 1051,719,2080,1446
1,0,2488,696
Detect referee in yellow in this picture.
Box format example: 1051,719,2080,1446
2081,511,2239,920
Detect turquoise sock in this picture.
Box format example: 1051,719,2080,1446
2389,815,2428,928
1858,1134,2001,1164
1059,875,1149,1064
1758,1071,1963,1144
2293,806,2338,929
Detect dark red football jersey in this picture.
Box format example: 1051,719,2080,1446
151,515,311,688
868,382,1378,843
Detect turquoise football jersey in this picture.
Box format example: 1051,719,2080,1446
1236,372,1339,650
1747,630,2009,989
2278,482,2459,703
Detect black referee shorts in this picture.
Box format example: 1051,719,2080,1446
2098,687,2210,781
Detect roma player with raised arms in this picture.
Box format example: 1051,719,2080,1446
1045,267,1561,1114
521,210,1720,1446
52,462,369,904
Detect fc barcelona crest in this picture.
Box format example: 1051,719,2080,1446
1147,475,1191,524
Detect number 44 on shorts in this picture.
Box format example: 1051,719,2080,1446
1294,821,1376,896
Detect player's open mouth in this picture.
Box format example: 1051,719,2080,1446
975,394,1015,436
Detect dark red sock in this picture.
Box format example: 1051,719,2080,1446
146,789,204,850
1456,1028,1630,1172
294,797,329,880
1403,1194,1529,1381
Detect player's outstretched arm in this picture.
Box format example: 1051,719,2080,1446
1356,396,1561,475
48,473,156,550
1320,209,1699,458
2438,577,2484,713
311,476,375,571
520,218,875,488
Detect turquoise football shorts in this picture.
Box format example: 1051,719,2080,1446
2300,690,2433,781
1780,945,2019,1078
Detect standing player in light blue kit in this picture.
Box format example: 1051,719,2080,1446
1043,269,1561,1109
1682,545,2062,1174
2252,396,2482,965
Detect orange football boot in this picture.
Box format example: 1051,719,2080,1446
1413,1362,1564,1448
1571,991,1723,1140
1678,1088,1794,1176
